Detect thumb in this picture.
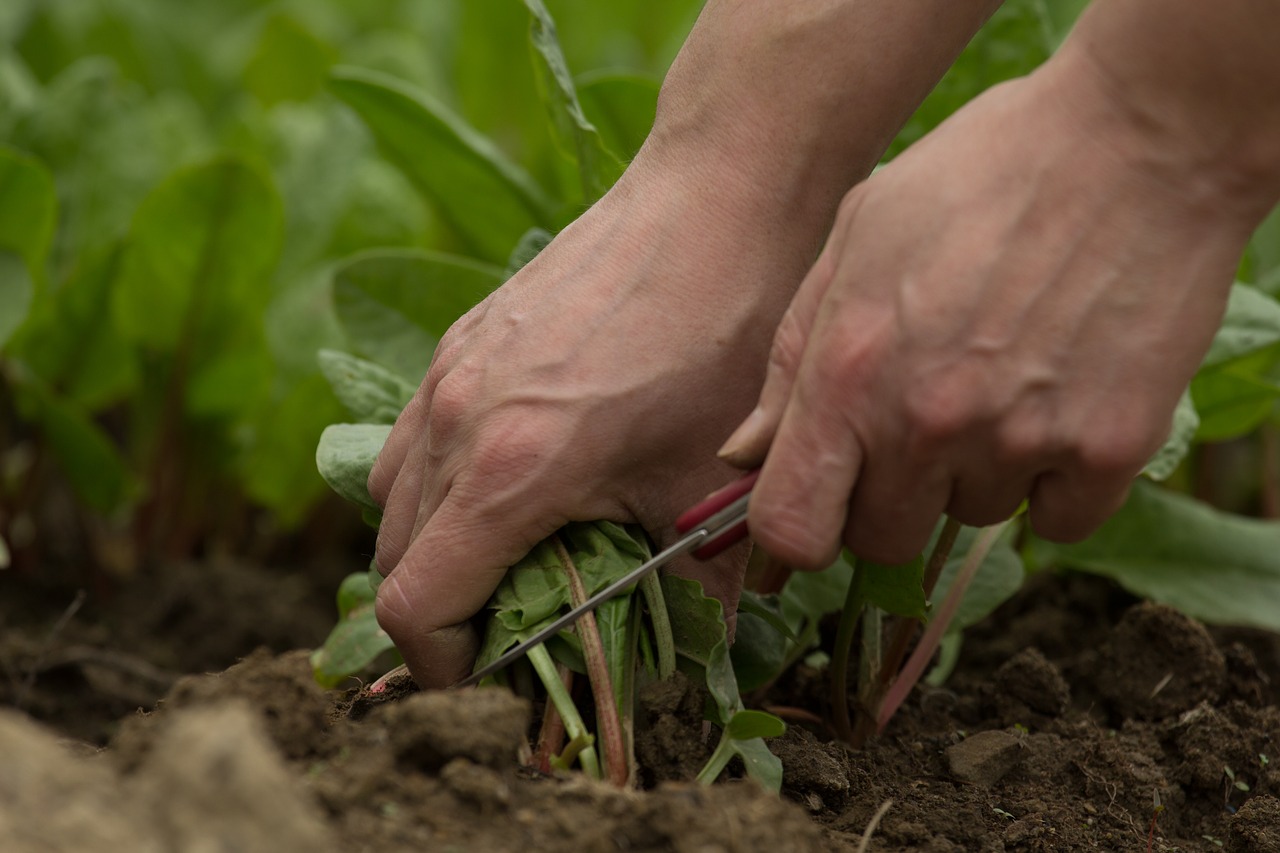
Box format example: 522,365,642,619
717,248,839,467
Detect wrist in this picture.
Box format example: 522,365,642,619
1049,4,1280,226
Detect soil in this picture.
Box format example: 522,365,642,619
2,557,1278,852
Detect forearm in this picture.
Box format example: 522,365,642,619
1055,0,1280,221
638,0,1003,246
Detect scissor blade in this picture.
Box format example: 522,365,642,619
451,493,750,688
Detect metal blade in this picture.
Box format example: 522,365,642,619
451,492,750,688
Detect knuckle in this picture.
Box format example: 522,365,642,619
374,579,415,641
768,312,808,377
1072,423,1154,479
751,508,840,572
425,373,474,442
904,379,979,447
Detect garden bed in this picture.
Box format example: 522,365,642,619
2,562,1278,852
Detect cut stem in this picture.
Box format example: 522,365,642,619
876,520,1011,733
532,663,571,774
527,643,600,778
853,516,961,746
553,535,628,787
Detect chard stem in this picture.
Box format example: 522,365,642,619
553,535,629,787
695,729,737,785
831,559,867,744
527,643,600,778
640,571,676,680
876,520,1011,733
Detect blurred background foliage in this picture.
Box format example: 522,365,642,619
0,0,1276,582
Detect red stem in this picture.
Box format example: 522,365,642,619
553,535,628,787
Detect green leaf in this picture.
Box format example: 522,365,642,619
0,146,57,279
1201,284,1280,368
523,0,624,203
663,574,782,792
310,601,397,688
330,66,556,262
725,709,786,740
730,600,790,692
112,156,283,354
577,71,659,162
332,248,503,382
0,531,9,570
0,251,32,351
6,362,138,512
860,555,928,619
243,15,336,107
241,374,345,526
504,227,553,281
1143,389,1199,481
932,523,1024,632
318,349,415,425
315,423,391,514
1191,346,1280,442
779,558,853,624
0,147,55,346
335,571,377,620
1028,481,1280,632
9,243,138,409
736,591,801,644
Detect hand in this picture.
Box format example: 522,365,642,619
719,51,1264,569
367,155,820,688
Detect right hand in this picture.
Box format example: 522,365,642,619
367,152,822,688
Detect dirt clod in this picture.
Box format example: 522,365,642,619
1229,795,1280,853
945,729,1025,786
993,647,1070,717
1096,601,1226,720
379,687,531,771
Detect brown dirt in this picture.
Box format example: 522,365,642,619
2,560,1278,852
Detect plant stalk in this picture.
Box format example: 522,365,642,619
831,558,866,744
553,535,628,787
852,516,961,746
876,519,1011,733
527,643,600,778
640,571,675,680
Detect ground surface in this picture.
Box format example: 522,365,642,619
1,557,1278,852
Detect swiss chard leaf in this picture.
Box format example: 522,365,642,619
315,423,391,515
662,574,784,792
1028,480,1280,632
318,349,416,424
1142,390,1199,481
523,0,623,203
310,570,397,688
330,66,557,263
332,248,502,382
576,71,659,162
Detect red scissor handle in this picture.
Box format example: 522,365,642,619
674,469,760,560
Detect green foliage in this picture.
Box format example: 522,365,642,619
329,67,558,263
332,249,503,381
316,424,391,517
311,568,398,688
1029,481,1280,632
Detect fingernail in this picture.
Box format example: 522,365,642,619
717,407,766,463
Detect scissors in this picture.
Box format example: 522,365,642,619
452,469,760,688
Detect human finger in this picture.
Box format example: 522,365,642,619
746,361,865,571
718,247,841,468
375,489,565,688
